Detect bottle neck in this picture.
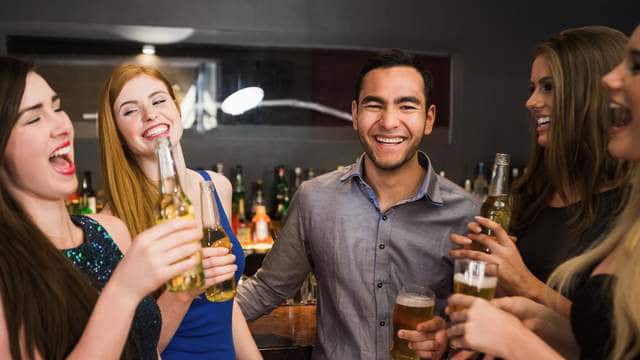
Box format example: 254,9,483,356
201,185,222,228
157,141,184,195
488,164,510,196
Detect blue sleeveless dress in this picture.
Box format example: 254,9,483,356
62,215,162,360
162,171,246,359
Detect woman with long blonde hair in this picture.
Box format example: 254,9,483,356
444,25,640,359
98,64,260,359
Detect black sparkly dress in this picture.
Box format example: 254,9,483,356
62,215,162,360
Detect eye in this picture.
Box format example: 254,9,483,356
25,117,40,125
400,105,418,110
122,108,138,116
527,84,535,95
542,82,553,93
152,98,167,106
364,103,383,109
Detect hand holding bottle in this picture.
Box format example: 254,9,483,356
110,218,203,301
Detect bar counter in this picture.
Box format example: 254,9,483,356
248,304,316,360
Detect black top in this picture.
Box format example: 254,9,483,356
515,188,622,282
62,215,161,360
570,274,615,360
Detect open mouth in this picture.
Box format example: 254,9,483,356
609,103,632,128
374,135,406,145
49,141,75,176
142,124,170,140
536,117,551,126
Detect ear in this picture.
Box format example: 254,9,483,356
424,104,436,135
351,100,358,131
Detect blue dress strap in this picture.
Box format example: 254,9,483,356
196,170,245,281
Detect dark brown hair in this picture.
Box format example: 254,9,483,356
511,26,634,239
0,57,133,359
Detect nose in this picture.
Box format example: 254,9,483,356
52,110,73,138
525,90,543,112
378,108,400,130
602,63,623,93
143,106,159,122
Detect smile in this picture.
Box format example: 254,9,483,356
143,124,170,140
48,141,75,176
609,102,632,128
536,117,551,126
374,136,405,144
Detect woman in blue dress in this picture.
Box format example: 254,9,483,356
97,63,261,359
0,56,203,359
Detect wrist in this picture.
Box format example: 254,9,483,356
101,274,141,311
524,277,545,302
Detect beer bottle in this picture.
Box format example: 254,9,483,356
470,153,512,253
472,162,489,200
200,180,237,302
79,171,97,214
155,137,205,292
251,205,273,245
250,180,265,218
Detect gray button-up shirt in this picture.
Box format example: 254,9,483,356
237,152,480,360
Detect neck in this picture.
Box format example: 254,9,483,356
363,152,426,212
12,192,81,249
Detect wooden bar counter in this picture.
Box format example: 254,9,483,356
248,304,317,360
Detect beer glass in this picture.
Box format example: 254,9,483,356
452,259,498,312
390,285,435,360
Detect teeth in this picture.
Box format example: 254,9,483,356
49,145,71,159
537,117,551,125
375,136,404,144
609,102,621,109
144,125,169,138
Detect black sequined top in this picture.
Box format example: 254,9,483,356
62,215,162,360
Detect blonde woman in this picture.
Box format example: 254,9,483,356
444,25,640,359
98,64,261,359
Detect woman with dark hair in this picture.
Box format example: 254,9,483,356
0,56,203,359
450,26,634,316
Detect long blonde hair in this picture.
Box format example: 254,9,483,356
511,26,634,240
549,171,640,359
98,64,178,236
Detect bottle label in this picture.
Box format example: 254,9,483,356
255,221,269,242
88,197,97,214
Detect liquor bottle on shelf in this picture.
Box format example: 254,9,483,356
464,179,472,193
201,180,236,302
231,165,246,234
79,171,97,214
292,166,303,195
213,162,224,175
250,180,265,219
470,153,512,253
472,161,489,200
271,165,290,236
155,137,204,292
251,205,273,252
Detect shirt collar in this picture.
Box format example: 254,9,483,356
340,151,444,206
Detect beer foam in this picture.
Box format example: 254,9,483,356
454,273,498,289
396,293,435,308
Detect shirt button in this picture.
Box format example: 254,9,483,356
382,215,388,221
377,282,383,288
379,244,385,249
380,321,386,327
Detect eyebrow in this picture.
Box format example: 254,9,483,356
529,76,553,85
17,94,59,118
360,95,385,105
118,90,170,111
396,96,421,105
360,95,422,105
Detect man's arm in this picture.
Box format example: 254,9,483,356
236,186,313,320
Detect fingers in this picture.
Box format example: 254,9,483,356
448,294,477,313
417,316,446,333
473,217,511,246
466,222,482,234
153,227,204,253
449,248,494,262
204,264,237,281
164,242,202,265
165,254,200,280
137,218,198,242
450,233,472,246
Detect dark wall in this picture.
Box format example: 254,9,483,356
1,0,639,194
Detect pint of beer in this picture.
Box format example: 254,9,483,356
391,286,435,360
452,260,498,312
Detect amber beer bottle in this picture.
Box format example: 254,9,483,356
200,180,237,302
155,137,205,292
470,153,512,253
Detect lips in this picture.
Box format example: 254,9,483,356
609,103,632,128
374,135,406,145
142,124,170,141
48,140,75,176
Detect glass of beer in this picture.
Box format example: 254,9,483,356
390,285,435,360
452,259,498,312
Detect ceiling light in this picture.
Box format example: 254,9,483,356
142,44,156,55
221,87,264,115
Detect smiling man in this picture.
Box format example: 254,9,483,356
237,50,479,360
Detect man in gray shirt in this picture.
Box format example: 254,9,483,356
237,49,479,359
